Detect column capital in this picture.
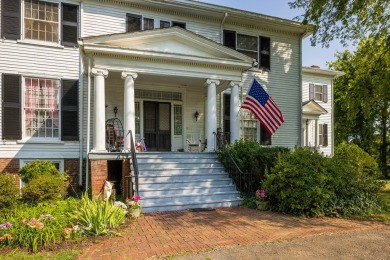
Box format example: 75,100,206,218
206,79,220,86
121,71,138,80
230,81,243,87
91,68,108,78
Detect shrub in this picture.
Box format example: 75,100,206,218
71,193,127,236
220,139,289,192
0,173,19,208
263,145,385,217
19,161,60,184
0,198,81,252
21,174,68,203
263,148,334,216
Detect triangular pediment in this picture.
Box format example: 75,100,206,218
302,100,328,115
81,27,253,63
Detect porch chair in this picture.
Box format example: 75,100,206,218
105,118,124,152
186,134,201,152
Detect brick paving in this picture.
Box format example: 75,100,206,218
79,207,385,259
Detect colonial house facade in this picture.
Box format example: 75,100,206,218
1,0,311,210
302,66,344,156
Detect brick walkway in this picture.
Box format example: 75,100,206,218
79,207,385,259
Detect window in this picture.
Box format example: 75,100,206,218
309,84,328,102
171,21,186,29
223,94,231,133
319,123,328,146
143,17,154,30
135,102,140,134
174,104,182,135
160,20,170,28
1,74,79,141
61,3,78,46
24,0,59,42
127,13,141,32
259,125,271,145
223,30,271,70
24,77,60,138
241,111,257,140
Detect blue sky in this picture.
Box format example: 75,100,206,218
199,0,356,69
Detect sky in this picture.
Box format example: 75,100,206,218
199,0,356,69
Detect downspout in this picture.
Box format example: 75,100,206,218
298,31,305,148
85,57,91,191
220,12,228,43
78,2,84,187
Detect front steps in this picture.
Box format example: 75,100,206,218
134,152,242,213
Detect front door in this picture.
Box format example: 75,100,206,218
144,101,171,151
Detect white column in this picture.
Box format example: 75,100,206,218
230,81,242,144
121,71,138,151
206,79,220,152
91,68,108,152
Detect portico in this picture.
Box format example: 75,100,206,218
81,27,253,154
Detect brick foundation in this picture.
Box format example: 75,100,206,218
0,158,20,189
90,160,108,195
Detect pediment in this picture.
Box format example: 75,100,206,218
81,27,253,63
302,100,328,115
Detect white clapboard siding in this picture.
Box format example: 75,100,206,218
302,73,334,156
0,142,80,158
82,2,220,42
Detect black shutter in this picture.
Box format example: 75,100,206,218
2,74,21,140
323,124,328,147
259,36,271,70
62,3,79,47
309,83,314,100
223,30,236,49
323,84,328,103
127,13,141,32
61,79,79,141
1,0,20,40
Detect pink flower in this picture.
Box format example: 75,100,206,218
20,218,26,225
28,218,37,228
37,222,44,229
132,195,141,202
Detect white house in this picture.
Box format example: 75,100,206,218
302,66,344,156
0,0,312,210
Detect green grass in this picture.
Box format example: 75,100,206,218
0,248,81,260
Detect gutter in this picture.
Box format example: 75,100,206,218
298,30,307,147
78,2,84,187
85,57,91,192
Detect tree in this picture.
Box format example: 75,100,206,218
329,37,389,177
289,0,390,48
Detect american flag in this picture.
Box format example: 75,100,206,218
241,79,284,135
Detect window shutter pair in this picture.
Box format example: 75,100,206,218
1,0,21,40
1,75,79,141
62,3,79,46
309,84,328,102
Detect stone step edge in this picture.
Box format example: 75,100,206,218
137,172,227,178
142,191,240,200
137,178,233,184
140,184,237,191
135,167,225,171
142,198,242,208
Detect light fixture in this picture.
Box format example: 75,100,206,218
194,111,199,121
113,106,118,117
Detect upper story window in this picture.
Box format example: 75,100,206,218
171,21,186,29
127,13,142,32
223,30,271,70
160,20,170,28
309,83,328,102
1,0,79,46
24,0,58,42
143,18,154,30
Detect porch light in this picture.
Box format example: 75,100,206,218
194,111,199,121
113,106,118,117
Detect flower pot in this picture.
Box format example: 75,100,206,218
136,147,142,152
128,208,141,218
256,201,268,211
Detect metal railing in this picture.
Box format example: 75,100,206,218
125,130,139,198
214,131,253,195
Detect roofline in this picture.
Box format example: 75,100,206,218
302,66,345,78
119,0,312,36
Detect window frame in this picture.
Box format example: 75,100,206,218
318,123,328,147
21,76,61,141
143,17,154,30
126,13,142,32
314,84,323,101
171,21,186,29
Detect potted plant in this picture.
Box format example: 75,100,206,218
126,195,142,218
255,189,268,210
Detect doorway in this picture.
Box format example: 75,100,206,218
144,101,171,151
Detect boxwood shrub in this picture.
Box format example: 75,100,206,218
0,172,19,208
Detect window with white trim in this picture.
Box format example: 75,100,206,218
309,83,328,102
143,17,154,30
24,77,60,139
319,123,328,146
24,0,59,42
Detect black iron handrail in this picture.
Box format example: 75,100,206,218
128,130,139,196
214,131,253,195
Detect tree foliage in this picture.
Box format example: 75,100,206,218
329,37,389,177
289,0,390,48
